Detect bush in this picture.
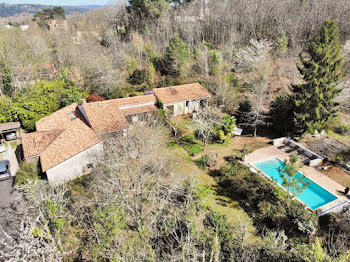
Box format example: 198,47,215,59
86,94,105,103
187,143,203,156
15,163,39,185
10,80,82,131
214,114,236,143
195,155,210,170
179,135,203,156
333,124,350,135
128,69,147,85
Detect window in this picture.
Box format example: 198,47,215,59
186,101,189,107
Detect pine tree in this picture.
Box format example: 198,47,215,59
127,0,168,20
280,154,309,198
164,34,190,77
269,95,294,136
293,18,344,135
276,31,288,57
235,99,252,125
0,57,14,97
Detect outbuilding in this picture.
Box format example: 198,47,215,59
153,83,211,116
0,122,21,139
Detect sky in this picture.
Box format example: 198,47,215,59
0,0,112,6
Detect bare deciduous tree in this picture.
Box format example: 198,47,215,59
235,39,273,136
0,218,64,262
193,106,221,146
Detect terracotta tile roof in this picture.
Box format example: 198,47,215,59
23,102,101,171
23,83,211,172
82,100,130,134
120,104,158,115
40,118,101,172
36,103,78,131
115,94,156,106
153,83,211,104
22,130,64,159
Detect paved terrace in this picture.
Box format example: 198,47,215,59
246,145,349,213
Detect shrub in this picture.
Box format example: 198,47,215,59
15,163,39,185
187,143,203,156
214,114,236,143
179,135,203,156
128,69,147,85
86,94,105,103
10,80,82,131
195,155,210,170
333,124,350,135
203,211,236,258
155,97,163,109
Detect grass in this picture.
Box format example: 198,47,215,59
167,132,269,236
323,166,350,188
10,140,17,149
327,130,350,147
167,140,258,243
327,113,350,146
169,116,197,136
166,117,270,234
3,140,18,149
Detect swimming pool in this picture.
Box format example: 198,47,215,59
254,158,337,209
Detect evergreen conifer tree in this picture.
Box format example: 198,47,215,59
293,18,344,135
164,34,190,77
0,57,14,97
280,154,309,198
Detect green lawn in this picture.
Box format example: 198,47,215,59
167,135,269,242
166,117,270,236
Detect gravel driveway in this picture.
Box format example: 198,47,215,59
0,140,23,247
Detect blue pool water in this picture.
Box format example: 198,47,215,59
254,158,337,209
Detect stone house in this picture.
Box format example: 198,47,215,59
21,83,210,186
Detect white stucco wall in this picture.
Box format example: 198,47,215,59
165,99,205,116
46,142,103,186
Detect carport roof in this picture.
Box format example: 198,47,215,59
0,122,20,133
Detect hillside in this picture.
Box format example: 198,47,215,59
0,3,103,17
0,1,350,260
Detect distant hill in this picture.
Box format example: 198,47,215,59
0,3,103,18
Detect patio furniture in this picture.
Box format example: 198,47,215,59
275,137,324,167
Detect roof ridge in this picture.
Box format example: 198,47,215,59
83,98,119,105
37,102,78,120
40,120,102,171
152,82,200,91
39,130,65,155
23,129,65,137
